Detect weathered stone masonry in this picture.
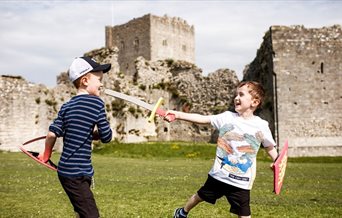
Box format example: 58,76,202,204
244,25,342,156
1,14,341,157
105,14,195,75
0,46,238,151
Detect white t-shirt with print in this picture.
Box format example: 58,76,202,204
209,111,276,190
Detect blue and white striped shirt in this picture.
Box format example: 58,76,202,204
49,94,112,177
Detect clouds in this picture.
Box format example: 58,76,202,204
0,1,341,87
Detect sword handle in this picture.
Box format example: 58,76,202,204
156,108,176,122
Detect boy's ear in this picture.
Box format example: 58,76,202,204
252,98,260,108
80,76,89,86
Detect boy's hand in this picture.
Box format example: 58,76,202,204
164,110,178,122
37,152,44,162
93,129,100,140
38,151,51,163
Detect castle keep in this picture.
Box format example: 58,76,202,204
244,25,342,156
105,14,195,74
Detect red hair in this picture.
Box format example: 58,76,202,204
238,81,265,108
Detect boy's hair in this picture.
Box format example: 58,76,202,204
238,81,265,108
72,73,88,89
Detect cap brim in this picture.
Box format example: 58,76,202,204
91,63,111,73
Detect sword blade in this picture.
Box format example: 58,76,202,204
104,89,154,111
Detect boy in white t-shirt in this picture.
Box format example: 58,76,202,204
166,81,278,218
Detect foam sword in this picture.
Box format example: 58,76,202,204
104,89,175,122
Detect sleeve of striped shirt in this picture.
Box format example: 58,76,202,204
49,104,66,137
97,101,112,143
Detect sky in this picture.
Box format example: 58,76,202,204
1,0,341,87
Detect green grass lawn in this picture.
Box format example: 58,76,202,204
1,142,341,217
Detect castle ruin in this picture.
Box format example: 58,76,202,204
1,13,341,157
244,25,342,156
105,14,195,74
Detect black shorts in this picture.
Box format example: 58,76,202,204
197,175,251,216
58,175,99,218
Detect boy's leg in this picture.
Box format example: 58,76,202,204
174,193,203,218
58,175,99,218
225,184,251,217
183,193,203,212
174,175,224,217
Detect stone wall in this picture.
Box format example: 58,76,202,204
3,18,340,157
150,14,195,63
0,75,72,152
105,15,151,74
0,47,238,151
105,14,195,75
244,25,342,156
102,54,238,143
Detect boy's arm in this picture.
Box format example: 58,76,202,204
97,105,112,143
265,146,278,168
166,110,211,124
38,131,56,163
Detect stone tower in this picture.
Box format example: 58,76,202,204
105,14,195,74
244,25,342,157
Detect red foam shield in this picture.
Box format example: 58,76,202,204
273,140,288,195
18,136,57,171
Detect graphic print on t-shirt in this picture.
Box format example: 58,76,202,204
216,123,263,175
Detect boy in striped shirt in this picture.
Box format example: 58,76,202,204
39,57,113,218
